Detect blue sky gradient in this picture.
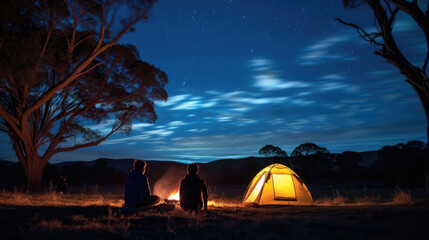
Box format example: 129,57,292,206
0,0,427,163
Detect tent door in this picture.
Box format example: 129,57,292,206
272,174,297,201
244,173,267,203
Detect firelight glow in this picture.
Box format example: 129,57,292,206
168,190,180,201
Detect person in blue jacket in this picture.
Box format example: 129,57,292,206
179,163,208,212
124,160,160,207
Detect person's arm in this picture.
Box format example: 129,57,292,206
142,176,151,197
201,180,208,211
179,180,184,200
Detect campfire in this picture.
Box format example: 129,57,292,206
164,189,179,204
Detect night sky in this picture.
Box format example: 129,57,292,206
1,0,427,163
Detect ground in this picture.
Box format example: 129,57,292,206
0,191,428,240
1,203,429,240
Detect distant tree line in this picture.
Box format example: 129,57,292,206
256,141,429,186
0,141,428,190
0,159,127,190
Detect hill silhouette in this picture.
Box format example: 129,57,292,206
0,146,427,193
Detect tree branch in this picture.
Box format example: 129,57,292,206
389,0,429,72
335,18,384,45
48,129,116,160
78,62,103,76
21,1,155,123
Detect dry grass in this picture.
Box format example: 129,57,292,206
0,187,428,240
0,189,124,207
29,207,129,237
315,189,348,206
389,187,413,205
208,197,241,208
314,188,416,206
0,186,419,209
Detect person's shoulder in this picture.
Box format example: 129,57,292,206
197,175,205,184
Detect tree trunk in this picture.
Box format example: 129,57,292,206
408,80,429,144
427,114,429,145
25,160,44,193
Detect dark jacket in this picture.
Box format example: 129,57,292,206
124,170,151,207
179,174,208,211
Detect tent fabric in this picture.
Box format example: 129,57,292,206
242,163,313,205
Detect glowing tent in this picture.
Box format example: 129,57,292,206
242,163,313,205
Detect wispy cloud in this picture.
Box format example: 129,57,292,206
249,57,309,91
254,75,310,91
317,74,360,92
366,69,397,78
216,116,233,122
228,96,289,105
393,17,419,33
188,128,208,133
300,34,354,65
205,90,222,95
320,74,347,80
248,58,273,71
307,35,350,51
171,100,216,110
167,121,187,126
157,93,218,111
320,82,358,92
133,123,154,130
145,129,174,137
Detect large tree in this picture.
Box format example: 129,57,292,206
0,0,167,192
258,144,287,158
290,143,329,157
290,143,332,182
336,0,429,143
335,151,362,182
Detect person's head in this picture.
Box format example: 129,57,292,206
134,160,147,173
187,163,199,175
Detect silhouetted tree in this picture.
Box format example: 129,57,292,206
374,141,428,185
0,0,167,192
337,0,429,143
290,143,332,183
258,144,287,157
401,140,428,184
335,151,362,182
376,144,405,184
291,143,329,157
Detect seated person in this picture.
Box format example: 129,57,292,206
179,163,208,212
124,160,160,207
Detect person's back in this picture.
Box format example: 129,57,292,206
124,169,150,207
124,160,160,207
180,163,208,211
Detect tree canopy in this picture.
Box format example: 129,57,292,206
0,0,167,192
375,140,428,184
291,143,329,157
258,144,287,158
335,151,362,181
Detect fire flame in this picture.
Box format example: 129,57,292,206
168,190,180,200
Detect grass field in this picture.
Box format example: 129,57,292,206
0,186,428,240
